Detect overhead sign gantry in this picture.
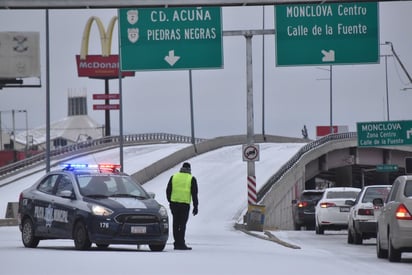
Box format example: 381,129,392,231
0,0,397,9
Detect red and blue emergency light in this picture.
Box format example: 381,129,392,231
60,163,121,172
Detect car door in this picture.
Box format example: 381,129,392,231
50,174,77,238
32,174,60,236
379,180,400,248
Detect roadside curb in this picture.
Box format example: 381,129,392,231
0,219,18,226
234,223,301,249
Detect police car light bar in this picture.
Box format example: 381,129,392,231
60,163,121,172
98,164,121,172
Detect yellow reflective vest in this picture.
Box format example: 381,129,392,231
171,172,193,204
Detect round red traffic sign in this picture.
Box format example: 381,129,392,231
243,144,259,161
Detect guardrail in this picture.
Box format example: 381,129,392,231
0,133,205,180
257,132,357,201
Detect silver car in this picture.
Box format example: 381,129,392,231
347,185,391,245
376,175,412,262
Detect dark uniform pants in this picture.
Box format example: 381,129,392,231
170,202,190,247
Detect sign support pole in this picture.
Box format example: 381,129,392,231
245,32,256,205
104,79,111,136
189,70,196,150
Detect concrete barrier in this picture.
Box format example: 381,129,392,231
5,202,19,219
0,202,19,226
0,218,18,226
132,134,307,184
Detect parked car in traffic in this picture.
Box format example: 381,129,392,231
346,185,391,244
376,175,412,262
315,187,361,234
292,189,324,230
18,163,169,251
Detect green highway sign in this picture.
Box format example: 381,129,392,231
118,7,223,71
275,2,379,66
357,120,412,147
376,164,398,173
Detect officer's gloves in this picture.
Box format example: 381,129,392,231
192,207,198,216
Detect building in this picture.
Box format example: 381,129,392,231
11,94,104,151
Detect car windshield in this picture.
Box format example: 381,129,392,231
362,186,391,203
326,191,358,199
76,174,149,198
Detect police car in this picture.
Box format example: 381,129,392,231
18,163,169,251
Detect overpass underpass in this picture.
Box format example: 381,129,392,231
259,132,412,230
306,146,409,189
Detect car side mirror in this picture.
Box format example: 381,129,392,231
372,198,384,207
345,199,355,206
292,199,297,204
148,192,156,199
59,190,74,199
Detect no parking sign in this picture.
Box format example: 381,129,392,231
242,144,259,162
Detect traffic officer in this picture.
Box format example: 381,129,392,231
166,162,198,250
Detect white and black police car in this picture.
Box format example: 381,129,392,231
18,163,169,251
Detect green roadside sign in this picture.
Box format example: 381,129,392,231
357,120,412,147
376,164,398,173
275,2,379,66
118,7,223,71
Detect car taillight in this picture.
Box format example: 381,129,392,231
320,202,336,208
395,204,412,220
297,201,308,208
358,209,374,216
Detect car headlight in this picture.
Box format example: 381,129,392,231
89,204,113,216
159,205,168,217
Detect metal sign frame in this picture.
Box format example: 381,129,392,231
0,0,402,9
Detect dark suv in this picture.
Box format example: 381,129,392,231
292,189,324,230
18,163,169,251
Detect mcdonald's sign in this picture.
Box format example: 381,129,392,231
76,16,134,79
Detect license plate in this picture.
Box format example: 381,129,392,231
340,207,350,212
131,226,146,234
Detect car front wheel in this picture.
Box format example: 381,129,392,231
73,221,92,250
21,218,40,248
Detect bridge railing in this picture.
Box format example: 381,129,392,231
0,133,205,179
257,132,357,201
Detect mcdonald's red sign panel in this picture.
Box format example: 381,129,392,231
76,54,134,79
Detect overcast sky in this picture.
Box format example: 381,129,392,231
1,2,412,140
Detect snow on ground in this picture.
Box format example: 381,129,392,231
1,142,411,275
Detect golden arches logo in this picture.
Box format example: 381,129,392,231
80,16,117,60
76,16,134,79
